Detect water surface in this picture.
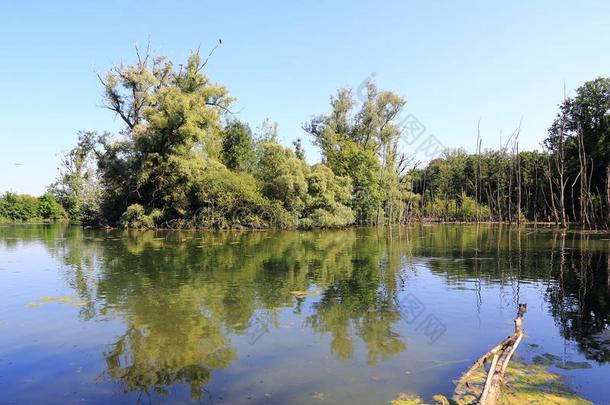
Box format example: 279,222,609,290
1,224,609,404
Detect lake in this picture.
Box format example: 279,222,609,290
0,224,609,404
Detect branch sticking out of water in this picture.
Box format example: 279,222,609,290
454,304,527,405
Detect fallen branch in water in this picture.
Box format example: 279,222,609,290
453,304,527,405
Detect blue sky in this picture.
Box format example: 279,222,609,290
1,1,609,195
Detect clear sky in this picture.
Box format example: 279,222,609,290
1,1,609,195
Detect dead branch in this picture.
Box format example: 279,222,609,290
453,304,527,405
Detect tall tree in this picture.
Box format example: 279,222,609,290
49,131,101,222
221,120,255,171
304,82,405,224
95,47,232,221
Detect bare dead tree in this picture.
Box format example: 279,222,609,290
554,88,569,228
576,121,593,228
475,121,482,223
505,124,520,225
607,164,610,229
545,152,559,224
516,139,522,225
508,143,513,225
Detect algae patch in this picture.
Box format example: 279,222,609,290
393,360,592,405
532,353,561,365
455,360,592,404
555,361,592,370
28,295,86,308
500,361,592,404
290,289,321,298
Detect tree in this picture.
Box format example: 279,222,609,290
293,138,305,160
302,164,355,227
255,140,309,216
0,192,65,221
221,120,255,171
545,78,610,228
49,131,101,223
334,142,382,224
38,194,66,220
304,82,405,225
95,48,233,222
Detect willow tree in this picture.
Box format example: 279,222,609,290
95,45,233,221
304,82,406,224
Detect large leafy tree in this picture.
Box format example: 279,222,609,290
304,82,406,224
95,47,232,221
255,141,309,215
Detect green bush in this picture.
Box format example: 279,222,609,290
38,194,66,220
0,192,65,222
190,161,293,229
120,204,161,229
301,164,355,228
422,195,490,221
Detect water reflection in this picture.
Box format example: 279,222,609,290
0,224,608,401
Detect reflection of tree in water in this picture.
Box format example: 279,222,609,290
546,237,610,363
420,227,610,365
306,284,405,363
306,233,406,364
102,284,237,400
35,226,402,398
4,224,609,398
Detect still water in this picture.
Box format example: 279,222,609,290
0,224,609,404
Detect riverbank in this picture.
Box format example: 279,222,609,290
4,219,609,236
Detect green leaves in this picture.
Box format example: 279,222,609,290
0,192,65,222
94,48,234,222
221,120,255,171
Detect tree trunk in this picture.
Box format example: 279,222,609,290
546,154,559,225
556,95,568,228
607,164,610,229
517,141,522,225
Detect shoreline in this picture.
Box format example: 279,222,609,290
2,220,609,234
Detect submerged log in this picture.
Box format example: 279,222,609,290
454,304,527,405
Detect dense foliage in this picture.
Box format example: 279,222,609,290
410,78,610,228
0,192,65,222
49,49,382,229
33,47,610,229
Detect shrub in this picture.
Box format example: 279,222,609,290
301,164,355,228
190,161,293,229
38,194,66,220
120,204,161,229
0,192,63,222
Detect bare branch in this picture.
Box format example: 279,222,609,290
205,100,235,115
96,71,135,129
197,39,222,72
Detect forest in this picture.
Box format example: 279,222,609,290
2,48,609,229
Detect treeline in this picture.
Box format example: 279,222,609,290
412,148,566,224
411,78,610,229
18,47,610,229
0,192,65,222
